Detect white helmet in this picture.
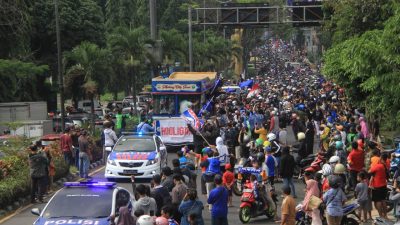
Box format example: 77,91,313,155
267,133,276,141
136,215,155,225
329,156,340,164
322,164,333,176
297,132,305,141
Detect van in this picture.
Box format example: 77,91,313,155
78,100,101,112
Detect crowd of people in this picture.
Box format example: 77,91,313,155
29,38,399,225
115,39,396,225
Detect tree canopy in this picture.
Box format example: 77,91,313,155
323,1,400,128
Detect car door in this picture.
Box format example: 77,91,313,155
113,188,133,219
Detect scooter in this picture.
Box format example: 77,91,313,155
341,202,360,225
239,180,277,224
295,202,360,225
304,152,327,174
233,166,261,196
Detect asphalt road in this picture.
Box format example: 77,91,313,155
1,127,311,225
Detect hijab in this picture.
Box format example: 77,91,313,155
117,206,135,225
216,137,229,164
303,179,320,211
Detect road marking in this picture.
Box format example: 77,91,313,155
0,166,105,224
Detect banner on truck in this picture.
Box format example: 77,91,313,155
156,119,193,144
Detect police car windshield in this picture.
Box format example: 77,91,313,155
114,138,156,152
42,188,113,219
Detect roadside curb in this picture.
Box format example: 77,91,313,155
0,159,105,224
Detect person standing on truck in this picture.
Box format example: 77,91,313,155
137,118,155,134
115,108,132,136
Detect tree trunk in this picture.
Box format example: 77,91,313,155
90,95,95,134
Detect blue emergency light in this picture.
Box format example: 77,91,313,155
64,181,116,188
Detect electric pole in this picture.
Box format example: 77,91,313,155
54,0,65,131
188,6,193,72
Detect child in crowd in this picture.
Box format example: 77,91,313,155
355,171,369,222
223,164,235,207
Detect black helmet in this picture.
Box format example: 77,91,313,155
328,175,341,189
256,152,265,164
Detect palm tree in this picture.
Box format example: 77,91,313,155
107,26,152,118
159,29,187,64
64,42,110,132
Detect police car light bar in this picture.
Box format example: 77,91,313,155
121,132,155,136
64,181,116,188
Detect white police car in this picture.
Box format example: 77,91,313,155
31,181,133,225
105,133,167,179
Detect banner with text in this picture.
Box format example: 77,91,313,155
156,119,193,144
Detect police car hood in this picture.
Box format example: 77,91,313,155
35,217,108,225
109,151,157,160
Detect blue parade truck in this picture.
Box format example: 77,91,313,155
151,72,217,146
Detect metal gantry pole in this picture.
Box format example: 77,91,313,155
149,0,157,40
54,0,65,131
188,6,193,72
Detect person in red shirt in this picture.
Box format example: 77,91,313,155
222,164,235,207
60,127,73,167
348,141,365,189
369,153,388,219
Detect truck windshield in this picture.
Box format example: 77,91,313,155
153,95,176,115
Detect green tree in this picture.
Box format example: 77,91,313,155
30,0,106,61
105,0,148,30
0,59,49,102
323,2,400,129
159,29,187,64
0,0,31,58
107,26,152,116
323,0,393,47
64,42,110,132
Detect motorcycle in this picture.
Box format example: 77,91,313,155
295,202,360,225
341,202,360,225
304,151,327,173
233,166,261,196
374,217,395,225
239,180,278,223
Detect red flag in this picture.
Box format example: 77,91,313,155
247,83,260,98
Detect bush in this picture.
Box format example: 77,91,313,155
0,138,69,209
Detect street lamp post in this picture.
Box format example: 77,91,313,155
54,0,65,131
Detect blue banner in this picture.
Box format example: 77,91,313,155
239,80,253,89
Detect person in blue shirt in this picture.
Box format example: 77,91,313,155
137,118,154,133
177,151,188,169
201,151,221,210
265,147,278,187
207,175,229,225
179,188,204,225
323,175,347,225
